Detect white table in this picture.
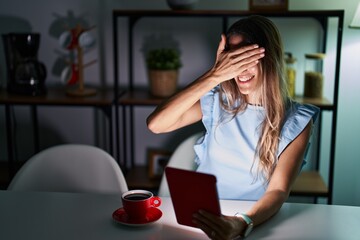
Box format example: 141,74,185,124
0,190,359,240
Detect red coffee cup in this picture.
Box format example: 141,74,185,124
121,190,161,222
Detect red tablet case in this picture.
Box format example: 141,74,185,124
165,167,221,228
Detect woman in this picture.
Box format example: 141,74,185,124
147,15,319,239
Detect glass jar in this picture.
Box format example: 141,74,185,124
304,53,325,98
285,52,297,98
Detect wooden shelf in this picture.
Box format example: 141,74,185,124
117,89,334,110
126,167,328,198
118,89,166,106
291,171,328,196
295,96,333,110
0,87,116,107
113,10,344,19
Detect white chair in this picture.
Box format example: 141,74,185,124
158,132,203,197
7,144,128,194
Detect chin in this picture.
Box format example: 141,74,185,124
236,83,254,95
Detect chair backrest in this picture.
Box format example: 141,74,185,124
158,132,203,197
7,144,128,194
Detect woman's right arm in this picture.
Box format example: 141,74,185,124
146,71,220,134
147,34,265,134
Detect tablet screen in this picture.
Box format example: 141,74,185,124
165,167,221,228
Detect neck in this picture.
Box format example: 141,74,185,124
245,94,262,106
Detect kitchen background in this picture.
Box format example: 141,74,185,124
0,0,359,206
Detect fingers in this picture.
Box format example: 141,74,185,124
230,45,265,62
215,34,227,62
211,39,265,83
230,46,265,73
237,51,264,70
217,34,226,54
193,210,244,240
193,211,227,239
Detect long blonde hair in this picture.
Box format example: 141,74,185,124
219,15,290,182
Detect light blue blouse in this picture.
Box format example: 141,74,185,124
194,87,319,200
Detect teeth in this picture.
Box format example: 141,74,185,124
238,75,254,82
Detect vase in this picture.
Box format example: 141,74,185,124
148,69,178,97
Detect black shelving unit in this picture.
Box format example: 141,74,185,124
0,88,116,184
112,10,344,203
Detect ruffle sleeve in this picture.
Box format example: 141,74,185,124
193,87,219,166
277,102,320,162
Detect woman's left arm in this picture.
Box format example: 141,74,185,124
246,120,313,226
193,120,313,239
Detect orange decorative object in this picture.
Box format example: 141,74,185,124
59,24,97,97
67,64,79,85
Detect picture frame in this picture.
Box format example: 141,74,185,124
249,0,288,12
148,149,172,179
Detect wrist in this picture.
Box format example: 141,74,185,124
235,213,254,238
203,68,223,86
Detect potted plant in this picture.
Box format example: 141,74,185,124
146,48,182,97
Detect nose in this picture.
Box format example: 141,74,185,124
246,66,257,74
240,68,254,75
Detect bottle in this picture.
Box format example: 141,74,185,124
285,52,297,98
304,53,325,98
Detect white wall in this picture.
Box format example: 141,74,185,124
0,0,359,206
290,0,360,206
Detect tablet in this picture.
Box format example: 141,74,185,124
165,167,221,228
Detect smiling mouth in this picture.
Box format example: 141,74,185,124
237,75,255,83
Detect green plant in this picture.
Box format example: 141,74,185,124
146,48,182,70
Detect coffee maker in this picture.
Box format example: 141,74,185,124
2,33,47,95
